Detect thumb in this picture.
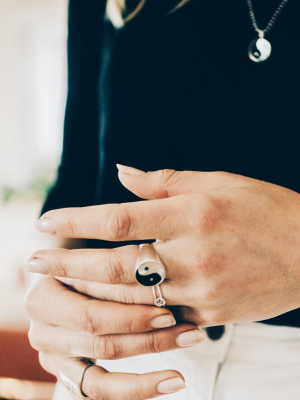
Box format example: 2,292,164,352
116,164,238,200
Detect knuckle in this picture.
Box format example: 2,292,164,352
92,335,121,360
125,313,139,334
200,205,219,231
106,207,132,241
193,251,216,276
67,215,78,237
189,198,220,233
114,286,135,305
54,251,70,278
25,277,59,319
74,306,96,335
145,331,162,354
130,378,148,400
189,252,203,273
158,169,178,184
105,254,125,284
158,169,180,195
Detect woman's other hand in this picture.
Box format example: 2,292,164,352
24,275,203,398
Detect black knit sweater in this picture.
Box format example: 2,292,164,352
42,0,300,328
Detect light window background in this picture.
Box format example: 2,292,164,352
0,0,68,330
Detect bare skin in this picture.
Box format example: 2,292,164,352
25,166,300,399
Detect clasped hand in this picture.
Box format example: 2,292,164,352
25,166,300,399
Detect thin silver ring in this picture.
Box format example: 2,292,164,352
59,359,95,399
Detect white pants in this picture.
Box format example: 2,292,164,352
53,322,300,400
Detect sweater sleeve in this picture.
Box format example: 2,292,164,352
41,0,106,215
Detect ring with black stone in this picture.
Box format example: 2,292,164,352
135,243,166,307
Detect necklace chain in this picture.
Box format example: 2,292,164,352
246,0,289,37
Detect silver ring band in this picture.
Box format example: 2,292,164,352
59,359,95,399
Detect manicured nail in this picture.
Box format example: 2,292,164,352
55,276,73,286
116,164,145,176
36,218,56,234
25,259,48,274
157,377,186,394
176,329,204,347
150,314,176,329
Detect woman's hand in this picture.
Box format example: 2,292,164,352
39,351,187,400
24,275,203,399
26,166,300,327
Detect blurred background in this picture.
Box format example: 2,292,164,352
0,0,68,398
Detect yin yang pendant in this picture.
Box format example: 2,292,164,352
248,37,272,62
135,244,166,287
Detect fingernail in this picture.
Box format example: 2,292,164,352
116,164,145,176
55,276,73,285
25,259,48,274
176,329,204,347
157,377,186,394
36,218,56,234
150,314,176,329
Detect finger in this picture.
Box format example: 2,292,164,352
39,353,186,400
56,278,180,306
36,196,189,241
26,245,140,284
117,165,246,200
29,320,204,359
24,277,177,336
26,240,189,284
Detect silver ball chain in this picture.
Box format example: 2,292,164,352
246,0,289,38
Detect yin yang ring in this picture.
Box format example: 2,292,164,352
135,243,167,307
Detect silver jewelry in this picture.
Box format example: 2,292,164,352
59,359,95,399
246,0,289,62
135,243,166,307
